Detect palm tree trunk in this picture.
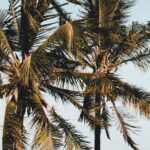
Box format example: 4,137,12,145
15,115,23,150
94,92,101,150
3,100,24,150
15,95,25,150
94,1,102,149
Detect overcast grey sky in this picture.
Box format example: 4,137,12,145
0,0,150,150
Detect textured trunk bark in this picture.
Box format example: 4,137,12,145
94,92,101,150
95,0,102,149
15,117,23,150
95,125,101,150
15,89,25,150
15,99,24,150
3,100,24,150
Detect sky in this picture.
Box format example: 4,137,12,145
0,0,150,150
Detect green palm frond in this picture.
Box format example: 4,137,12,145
109,75,150,118
30,92,62,150
33,128,55,150
44,85,103,129
19,55,36,86
9,0,20,31
44,84,83,108
101,102,111,139
31,49,84,87
0,48,9,67
22,4,40,33
50,50,81,69
119,49,150,71
112,101,139,150
37,22,74,52
50,108,92,150
0,27,15,60
73,0,135,31
19,0,59,56
0,10,10,28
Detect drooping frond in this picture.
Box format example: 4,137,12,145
43,85,103,130
0,27,15,60
120,49,150,71
44,84,83,108
30,91,62,150
112,101,139,150
9,0,20,31
101,102,111,139
50,108,92,150
109,75,150,118
33,128,55,150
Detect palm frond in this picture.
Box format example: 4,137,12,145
0,27,15,60
109,75,150,118
19,55,36,86
112,101,139,150
9,0,20,31
22,4,39,33
44,84,83,108
50,108,92,150
37,22,74,52
37,0,51,15
0,10,10,29
119,49,150,71
33,129,53,150
30,91,62,150
101,102,111,139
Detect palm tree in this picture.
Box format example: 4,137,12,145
0,0,98,149
66,0,150,150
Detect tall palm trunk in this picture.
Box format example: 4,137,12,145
2,100,24,150
94,0,102,149
15,86,27,150
94,92,101,150
15,103,24,150
15,118,23,150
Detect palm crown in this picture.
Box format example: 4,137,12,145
0,0,94,149
66,0,150,150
